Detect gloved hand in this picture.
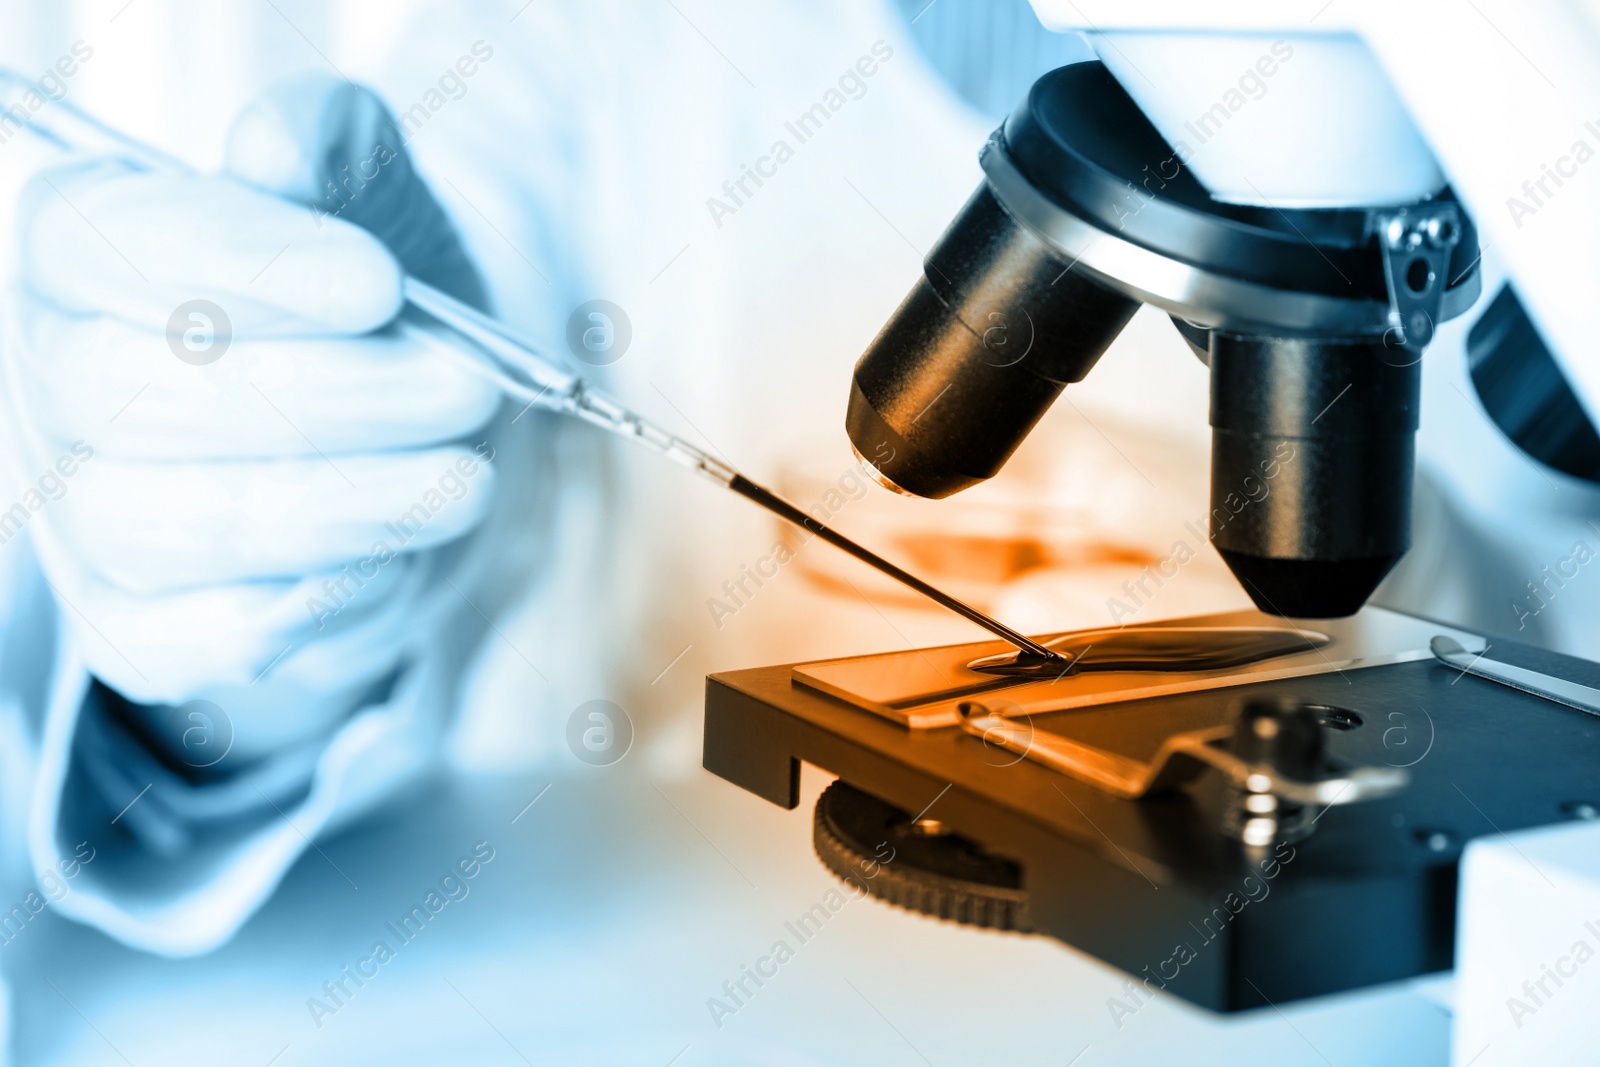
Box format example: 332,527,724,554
1,76,505,764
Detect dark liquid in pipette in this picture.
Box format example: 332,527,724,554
726,474,1062,661
967,626,1329,677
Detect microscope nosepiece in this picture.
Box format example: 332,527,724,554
842,60,1480,619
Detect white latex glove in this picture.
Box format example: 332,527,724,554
1,77,504,763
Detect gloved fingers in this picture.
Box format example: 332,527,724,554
18,160,403,336
35,557,435,702
226,75,488,308
9,307,503,460
47,446,498,594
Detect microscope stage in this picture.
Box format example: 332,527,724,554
702,609,1600,1011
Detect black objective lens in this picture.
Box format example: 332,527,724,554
1208,334,1420,618
845,184,1139,498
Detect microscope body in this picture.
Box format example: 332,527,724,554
706,11,1600,1057
824,11,1600,1059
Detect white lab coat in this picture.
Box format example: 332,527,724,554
0,2,1592,1061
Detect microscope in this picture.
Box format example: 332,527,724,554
705,7,1600,1056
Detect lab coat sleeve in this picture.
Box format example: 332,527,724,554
25,605,453,956
10,468,541,955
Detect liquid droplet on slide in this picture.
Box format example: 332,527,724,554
967,626,1329,677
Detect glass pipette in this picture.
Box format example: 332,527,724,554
0,72,1062,662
